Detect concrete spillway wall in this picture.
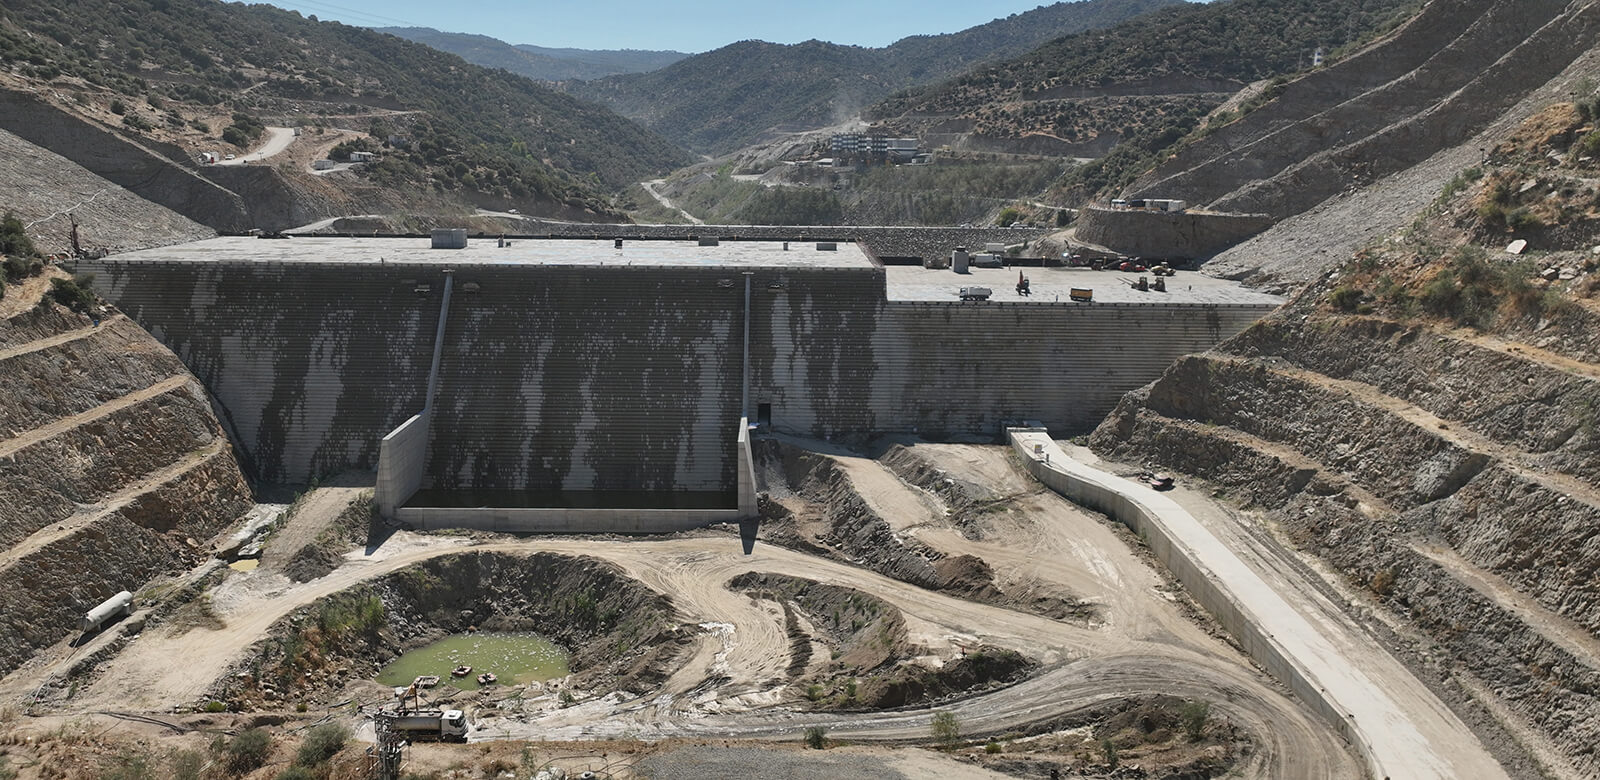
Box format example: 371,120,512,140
81,248,1274,495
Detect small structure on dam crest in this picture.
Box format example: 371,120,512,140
74,234,1282,532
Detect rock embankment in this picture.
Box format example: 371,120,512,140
1090,305,1600,777
0,290,251,678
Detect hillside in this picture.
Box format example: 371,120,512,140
568,0,1182,154
375,28,688,81
0,0,690,218
1086,4,1600,775
868,0,1422,197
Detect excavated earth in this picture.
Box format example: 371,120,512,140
1091,296,1600,779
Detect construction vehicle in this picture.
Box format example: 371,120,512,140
386,709,468,742
1069,288,1094,303
1151,263,1176,277
1140,472,1175,490
959,286,992,301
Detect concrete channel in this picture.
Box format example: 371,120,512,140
1007,428,1507,780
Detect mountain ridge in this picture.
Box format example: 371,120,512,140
374,27,689,81
564,0,1185,154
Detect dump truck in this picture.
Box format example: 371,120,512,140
388,709,468,742
959,286,992,301
1069,288,1094,303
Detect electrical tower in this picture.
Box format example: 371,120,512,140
370,711,405,780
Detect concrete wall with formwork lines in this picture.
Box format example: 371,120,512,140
79,238,1277,503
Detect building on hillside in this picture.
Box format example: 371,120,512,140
830,133,922,164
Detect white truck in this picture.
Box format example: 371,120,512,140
387,709,468,742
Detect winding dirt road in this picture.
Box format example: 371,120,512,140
40,441,1365,779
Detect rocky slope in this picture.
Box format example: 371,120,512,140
1089,97,1600,776
0,276,252,679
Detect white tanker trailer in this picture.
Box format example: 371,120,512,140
387,709,468,742
80,591,134,633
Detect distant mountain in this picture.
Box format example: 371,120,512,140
867,0,1423,198
0,0,690,214
567,0,1185,154
375,27,688,81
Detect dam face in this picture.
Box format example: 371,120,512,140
78,235,1280,508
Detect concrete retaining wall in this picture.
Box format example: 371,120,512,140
1073,206,1273,260
1007,429,1373,776
394,506,742,533
376,413,428,518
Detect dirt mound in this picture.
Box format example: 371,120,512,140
730,571,1036,710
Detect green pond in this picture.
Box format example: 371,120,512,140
376,633,569,691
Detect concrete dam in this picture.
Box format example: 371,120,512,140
75,234,1281,528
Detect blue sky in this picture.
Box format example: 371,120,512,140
264,0,1199,53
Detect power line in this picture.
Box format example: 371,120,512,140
278,0,425,30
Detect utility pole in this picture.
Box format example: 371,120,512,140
371,711,404,780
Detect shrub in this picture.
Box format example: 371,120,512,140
1102,738,1119,768
1181,699,1210,741
1,212,39,263
99,752,156,780
804,725,828,749
109,99,126,115
985,739,1003,754
49,274,96,314
295,723,348,767
203,700,227,713
930,711,960,748
167,750,205,780
805,684,823,702
1328,285,1363,312
220,728,272,775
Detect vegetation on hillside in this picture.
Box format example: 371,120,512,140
569,0,1182,154
876,0,1422,116
872,0,1422,204
0,0,690,212
1319,101,1600,332
377,27,688,82
0,212,43,300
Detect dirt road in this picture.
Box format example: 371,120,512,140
641,179,703,224
1021,434,1507,780
215,127,295,165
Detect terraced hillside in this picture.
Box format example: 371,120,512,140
0,276,252,679
1131,0,1600,221
1092,172,1600,780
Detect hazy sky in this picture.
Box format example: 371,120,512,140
265,0,1201,53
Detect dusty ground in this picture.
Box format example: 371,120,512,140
0,443,1362,779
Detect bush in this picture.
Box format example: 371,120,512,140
1328,285,1362,312
1102,738,1119,768
220,728,273,775
203,700,227,713
984,739,1003,754
295,723,348,767
109,99,126,115
49,274,96,314
167,750,205,780
804,725,828,749
98,752,156,780
1,212,39,264
930,711,960,749
1181,699,1210,741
